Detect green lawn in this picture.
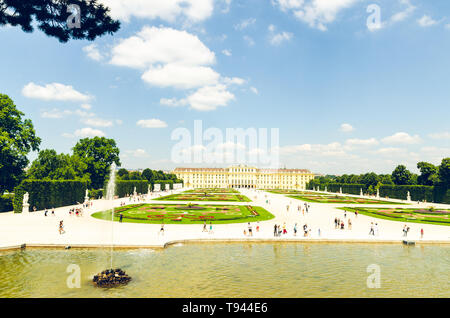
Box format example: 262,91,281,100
91,203,274,224
339,207,450,226
286,194,403,204
183,188,239,194
154,193,251,202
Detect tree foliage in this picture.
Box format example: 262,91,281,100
73,137,120,189
27,149,90,183
0,0,120,42
0,94,41,193
391,165,413,185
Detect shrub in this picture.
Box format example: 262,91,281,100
13,180,87,213
0,194,14,212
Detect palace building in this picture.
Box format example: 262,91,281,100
173,165,315,189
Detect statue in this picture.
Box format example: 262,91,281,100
23,192,29,205
22,192,30,213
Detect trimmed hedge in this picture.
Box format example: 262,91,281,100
115,180,149,198
0,194,14,212
13,180,87,213
308,181,448,203
379,185,434,202
326,183,365,195
89,189,104,200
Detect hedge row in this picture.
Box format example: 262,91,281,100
309,182,449,203
379,185,434,202
115,180,150,198
0,194,14,212
13,180,87,213
325,183,365,195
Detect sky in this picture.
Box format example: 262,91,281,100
0,0,449,175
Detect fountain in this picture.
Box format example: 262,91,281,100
93,162,132,287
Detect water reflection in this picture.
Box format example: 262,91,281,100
0,243,448,297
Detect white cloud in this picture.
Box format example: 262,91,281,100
110,26,215,70
100,0,214,23
80,103,92,110
41,108,73,119
160,97,188,107
223,77,246,85
141,64,220,89
273,0,358,31
82,44,104,61
340,123,354,132
417,15,437,27
243,35,255,46
186,84,235,111
250,87,259,94
137,119,168,128
381,132,421,145
83,118,114,128
126,149,149,158
428,132,450,140
272,0,304,12
234,18,256,30
109,26,225,91
61,132,74,138
390,0,416,23
222,49,232,56
345,138,378,147
268,24,293,45
74,127,106,138
22,82,91,102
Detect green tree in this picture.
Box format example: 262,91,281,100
142,168,155,182
0,94,41,193
379,174,394,185
27,149,89,183
73,137,120,189
438,158,450,187
129,171,142,180
117,168,129,179
391,165,412,185
361,172,379,188
0,0,120,42
417,162,438,186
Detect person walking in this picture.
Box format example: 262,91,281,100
248,223,253,237
273,224,277,237
44,209,48,217
209,222,213,234
293,223,297,236
119,213,123,223
203,221,207,232
159,223,165,236
59,221,65,234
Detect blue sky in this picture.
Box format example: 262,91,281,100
1,0,449,174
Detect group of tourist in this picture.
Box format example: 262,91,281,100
202,221,214,234
69,207,84,217
243,222,259,236
273,223,312,237
334,217,352,230
44,208,55,216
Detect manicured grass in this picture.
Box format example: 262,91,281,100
91,203,274,224
154,193,252,202
339,207,450,226
286,194,403,204
183,188,239,194
266,190,327,196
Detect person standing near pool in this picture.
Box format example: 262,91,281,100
248,223,253,237
203,221,207,232
209,222,213,234
119,213,123,223
159,223,165,236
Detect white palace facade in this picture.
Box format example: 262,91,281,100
173,165,315,190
